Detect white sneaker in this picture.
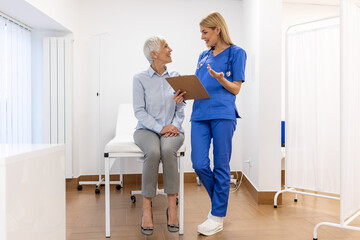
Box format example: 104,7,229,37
207,211,224,223
197,218,223,236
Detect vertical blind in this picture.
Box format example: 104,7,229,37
0,16,31,144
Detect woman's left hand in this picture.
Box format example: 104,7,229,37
207,64,224,80
161,124,180,138
207,64,242,95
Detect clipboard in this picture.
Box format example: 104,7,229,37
165,75,210,100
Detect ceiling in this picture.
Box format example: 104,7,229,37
0,0,69,31
283,0,339,6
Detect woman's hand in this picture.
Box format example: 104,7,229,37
207,64,224,80
160,124,180,137
207,64,242,95
173,90,186,104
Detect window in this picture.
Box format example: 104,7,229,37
0,15,31,144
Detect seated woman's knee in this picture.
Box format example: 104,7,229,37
146,149,161,160
161,146,177,159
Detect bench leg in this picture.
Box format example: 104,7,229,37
105,158,111,238
179,156,184,234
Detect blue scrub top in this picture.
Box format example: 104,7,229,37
191,45,247,121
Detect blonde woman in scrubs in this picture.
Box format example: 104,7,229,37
191,12,246,236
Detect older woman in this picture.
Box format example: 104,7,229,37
133,36,186,235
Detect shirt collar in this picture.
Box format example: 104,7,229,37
147,65,169,77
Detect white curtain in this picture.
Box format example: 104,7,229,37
286,19,340,194
0,17,31,144
340,0,360,223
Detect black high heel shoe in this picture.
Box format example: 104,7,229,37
166,208,179,232
141,210,154,235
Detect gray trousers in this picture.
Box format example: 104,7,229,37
134,129,184,198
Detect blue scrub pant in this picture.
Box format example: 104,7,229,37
191,119,236,217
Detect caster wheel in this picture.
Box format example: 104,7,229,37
274,205,277,208
176,198,179,205
116,184,122,190
77,185,83,190
294,199,298,202
95,188,100,194
131,195,136,203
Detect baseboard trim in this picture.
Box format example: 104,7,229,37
68,172,200,185
68,171,282,205
242,173,282,205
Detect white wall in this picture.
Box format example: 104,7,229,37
241,0,260,188
72,0,246,176
241,0,282,191
258,0,282,191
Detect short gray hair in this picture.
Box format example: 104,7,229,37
143,36,165,64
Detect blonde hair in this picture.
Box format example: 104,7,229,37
200,12,234,45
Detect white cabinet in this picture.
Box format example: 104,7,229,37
0,144,65,240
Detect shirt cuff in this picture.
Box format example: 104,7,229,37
172,121,181,130
153,124,163,134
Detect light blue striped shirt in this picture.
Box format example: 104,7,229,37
133,66,185,134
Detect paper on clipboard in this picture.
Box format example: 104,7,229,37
165,75,210,100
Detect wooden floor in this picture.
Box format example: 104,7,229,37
66,180,360,240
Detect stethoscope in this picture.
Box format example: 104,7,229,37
197,45,232,77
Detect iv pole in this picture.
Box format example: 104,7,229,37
77,33,122,193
